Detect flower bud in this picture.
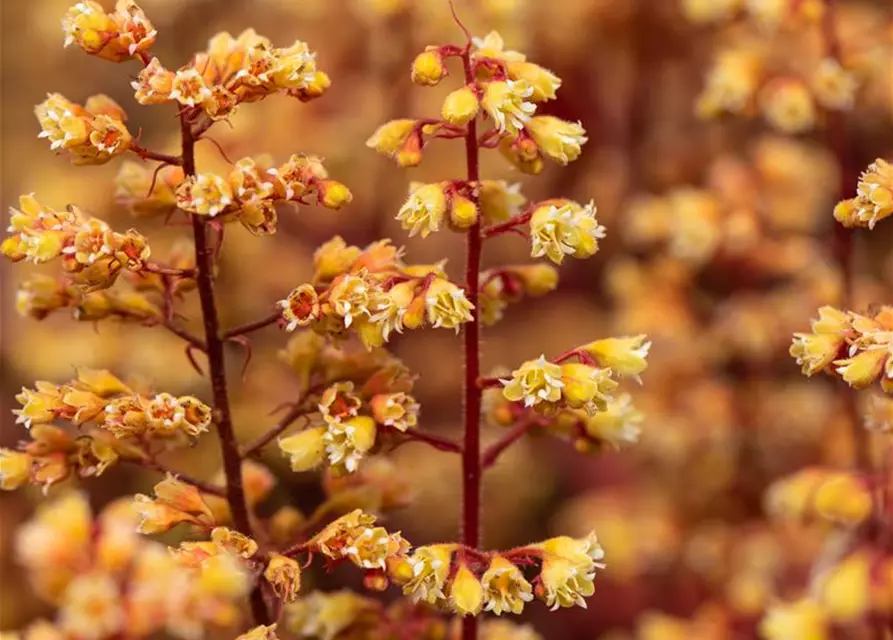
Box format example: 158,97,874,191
580,335,651,379
449,194,479,229
313,236,362,283
264,552,302,602
442,87,479,125
317,180,353,209
510,264,559,296
279,426,327,472
450,562,484,616
525,116,587,165
411,50,446,86
366,119,417,157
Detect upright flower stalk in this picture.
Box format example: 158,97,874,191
3,3,652,639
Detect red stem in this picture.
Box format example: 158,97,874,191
222,311,282,340
460,44,482,640
179,112,270,626
482,420,538,469
130,143,183,166
160,319,207,351
393,428,463,453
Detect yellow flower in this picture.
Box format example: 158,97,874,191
472,31,526,62
583,393,643,449
449,193,479,229
328,272,385,329
323,416,377,474
502,355,564,408
62,0,156,62
761,78,816,134
366,119,417,158
450,562,484,616
0,449,32,490
424,278,474,331
834,347,887,389
404,544,455,605
265,553,302,603
312,236,362,282
811,58,858,111
278,284,321,331
210,527,258,558
442,87,480,125
285,591,377,640
560,364,617,413
170,67,213,108
760,599,828,640
318,180,353,209
397,182,448,238
480,180,526,223
236,625,279,640
851,159,893,229
411,49,446,86
507,61,561,101
133,474,215,534
370,392,419,432
526,116,586,165
509,264,559,296
132,57,175,105
535,533,605,610
481,556,533,615
279,426,327,472
581,335,651,380
369,280,418,341
481,80,536,135
176,173,234,217
58,571,124,640
695,49,762,118
814,473,872,525
529,199,605,265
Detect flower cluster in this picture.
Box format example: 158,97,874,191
175,155,351,234
35,93,133,165
277,237,473,348
833,158,893,229
500,336,650,415
13,369,212,441
63,0,156,61
279,379,420,475
368,31,585,175
399,532,604,616
2,194,150,291
132,29,329,121
791,305,893,392
14,492,253,638
133,475,217,534
306,510,410,580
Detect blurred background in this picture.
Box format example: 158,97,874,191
2,0,893,638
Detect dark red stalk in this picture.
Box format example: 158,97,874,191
179,113,270,626
460,43,482,640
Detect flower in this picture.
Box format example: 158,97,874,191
397,183,448,238
279,426,327,472
264,554,302,603
169,68,213,108
811,58,858,110
58,571,124,640
370,393,419,432
403,544,455,605
133,474,215,534
501,355,564,408
581,335,651,380
366,119,418,158
62,0,156,62
529,200,605,265
236,625,279,640
482,81,536,135
835,159,893,229
176,173,234,217
481,556,534,615
35,94,132,165
480,180,526,223
695,49,762,118
328,272,383,329
525,117,586,164
834,348,887,389
424,278,474,331
535,533,605,610
582,394,643,449
442,87,480,125
559,364,617,413
279,284,321,331
507,61,561,101
411,50,446,86
472,31,525,63
323,416,377,474
450,562,484,616
760,78,816,134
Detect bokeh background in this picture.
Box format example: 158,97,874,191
2,0,893,638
